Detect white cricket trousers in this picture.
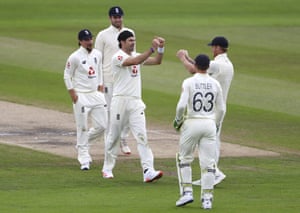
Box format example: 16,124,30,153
104,82,130,139
73,91,107,165
102,96,154,172
179,119,217,192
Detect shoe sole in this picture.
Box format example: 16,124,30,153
176,199,194,207
81,167,89,171
144,171,163,183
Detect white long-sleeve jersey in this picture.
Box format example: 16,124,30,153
111,49,142,98
176,73,226,126
207,53,234,102
64,46,103,93
94,25,135,84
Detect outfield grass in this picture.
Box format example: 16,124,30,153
0,0,300,212
0,144,299,213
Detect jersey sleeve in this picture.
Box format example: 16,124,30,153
95,50,103,86
63,54,78,90
214,82,226,126
175,79,189,120
207,61,220,78
94,31,104,53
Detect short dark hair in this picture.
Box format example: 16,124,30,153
194,54,210,70
117,30,134,48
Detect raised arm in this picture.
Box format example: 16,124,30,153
176,49,197,74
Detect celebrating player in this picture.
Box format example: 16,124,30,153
176,36,234,185
95,6,134,155
102,30,165,182
174,53,226,209
63,29,108,170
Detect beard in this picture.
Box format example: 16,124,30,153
86,44,93,53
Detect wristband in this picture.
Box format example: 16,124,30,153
157,47,165,54
150,47,155,53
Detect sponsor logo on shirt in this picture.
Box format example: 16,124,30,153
131,65,138,77
88,66,96,79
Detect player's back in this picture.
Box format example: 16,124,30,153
185,73,222,120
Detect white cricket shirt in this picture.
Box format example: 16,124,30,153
207,53,234,102
64,46,103,93
111,49,142,98
176,73,226,126
95,25,135,84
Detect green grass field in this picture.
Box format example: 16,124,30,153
0,0,299,212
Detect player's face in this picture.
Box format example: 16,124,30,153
80,38,93,53
125,37,136,52
211,46,218,57
110,15,123,29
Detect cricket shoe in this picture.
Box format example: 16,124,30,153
102,170,114,179
120,139,131,155
192,179,201,186
214,170,226,185
201,193,213,210
80,162,90,171
143,169,163,182
176,192,194,207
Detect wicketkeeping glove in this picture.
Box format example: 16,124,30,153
173,118,184,131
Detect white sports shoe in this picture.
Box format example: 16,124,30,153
80,162,90,171
193,170,226,186
143,169,163,182
176,192,194,207
214,170,226,185
120,139,131,155
192,179,201,186
102,170,114,179
201,193,213,210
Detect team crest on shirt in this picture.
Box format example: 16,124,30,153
82,60,86,64
117,55,123,61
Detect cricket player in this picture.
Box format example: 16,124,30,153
176,36,234,185
95,6,134,155
174,53,226,209
102,30,164,182
64,29,108,170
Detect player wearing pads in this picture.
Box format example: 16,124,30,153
174,53,226,209
64,29,108,170
95,6,134,155
102,30,164,182
176,36,234,185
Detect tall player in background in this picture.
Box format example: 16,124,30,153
102,30,165,182
174,53,225,209
95,6,134,155
176,36,234,185
64,29,107,170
